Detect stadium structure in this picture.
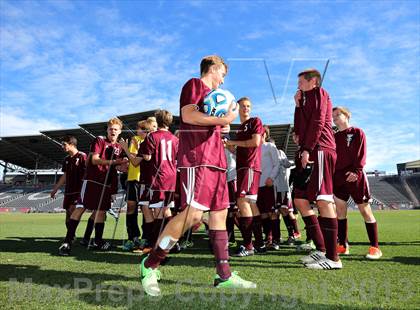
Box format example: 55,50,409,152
0,110,419,213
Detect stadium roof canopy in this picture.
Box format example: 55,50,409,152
0,110,296,170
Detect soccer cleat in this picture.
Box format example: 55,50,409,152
228,240,238,248
301,250,326,264
305,257,343,270
296,241,316,252
123,240,135,252
254,244,267,254
214,271,257,289
140,256,161,296
79,239,89,247
270,241,280,251
169,242,182,254
88,241,112,251
285,236,296,247
180,240,194,250
337,244,350,255
233,245,254,257
366,247,382,260
58,243,71,256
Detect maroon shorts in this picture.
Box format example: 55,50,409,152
276,191,292,211
334,169,371,204
228,180,237,208
256,186,276,213
179,166,229,212
63,193,79,210
78,180,112,211
149,190,175,209
294,149,336,203
236,168,261,202
138,183,151,206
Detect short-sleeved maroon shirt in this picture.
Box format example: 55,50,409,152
236,117,264,171
62,151,86,195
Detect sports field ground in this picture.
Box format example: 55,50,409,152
1,210,419,309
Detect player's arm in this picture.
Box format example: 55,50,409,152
91,153,125,166
119,138,148,165
226,133,261,148
181,103,237,127
346,130,367,182
50,173,66,198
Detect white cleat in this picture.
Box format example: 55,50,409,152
305,257,343,270
301,250,326,264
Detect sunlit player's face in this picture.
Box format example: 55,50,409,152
298,76,316,92
333,110,348,127
107,124,122,142
62,142,71,152
150,122,158,132
239,100,251,119
212,65,226,89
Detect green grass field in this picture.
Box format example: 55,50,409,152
1,211,419,309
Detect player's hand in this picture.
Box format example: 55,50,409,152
119,138,129,151
111,195,116,203
294,90,302,107
265,178,274,187
345,171,358,182
225,139,235,147
50,189,57,198
224,102,239,124
113,158,127,165
221,124,230,134
301,150,314,168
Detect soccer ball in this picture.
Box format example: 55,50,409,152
202,88,237,117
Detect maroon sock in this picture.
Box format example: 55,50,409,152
290,217,300,234
365,222,379,248
150,219,164,247
239,217,253,250
262,217,272,243
209,230,231,280
252,215,264,248
141,221,154,242
337,218,348,246
271,218,281,243
145,246,168,269
64,219,80,244
319,217,338,261
302,215,326,252
226,216,235,242
283,215,294,237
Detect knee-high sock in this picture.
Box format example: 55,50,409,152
126,213,135,241
239,217,253,250
290,216,300,234
319,217,338,261
83,218,95,241
64,219,80,244
145,246,168,269
365,222,379,248
271,218,281,243
337,218,348,246
252,215,264,248
94,222,105,244
141,221,154,243
226,215,236,243
209,230,231,280
283,215,294,237
262,217,272,243
302,215,326,252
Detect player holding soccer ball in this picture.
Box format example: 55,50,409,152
225,97,265,256
332,106,382,259
138,55,256,297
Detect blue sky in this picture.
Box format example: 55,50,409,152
0,0,419,173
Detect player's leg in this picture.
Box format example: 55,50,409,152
59,206,86,255
80,212,95,246
358,202,382,259
235,197,255,255
335,196,349,255
90,210,111,250
124,182,140,251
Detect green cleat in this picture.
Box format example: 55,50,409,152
214,271,257,289
140,256,161,296
122,240,135,252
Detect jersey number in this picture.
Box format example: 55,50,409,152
160,139,173,161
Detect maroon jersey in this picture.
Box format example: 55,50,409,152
138,139,153,185
335,127,367,172
178,78,227,170
294,87,335,152
236,117,264,171
62,151,87,195
144,129,179,191
85,136,123,186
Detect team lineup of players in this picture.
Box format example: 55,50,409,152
53,55,382,296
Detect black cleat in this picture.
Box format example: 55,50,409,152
58,243,71,256
254,244,267,254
